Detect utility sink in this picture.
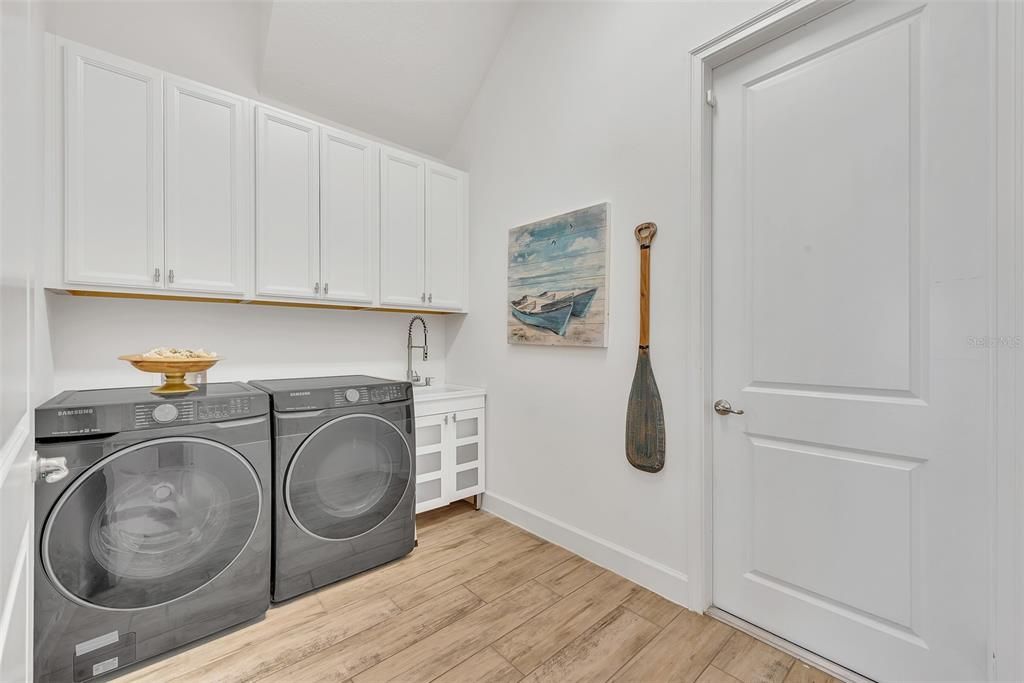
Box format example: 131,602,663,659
412,383,485,402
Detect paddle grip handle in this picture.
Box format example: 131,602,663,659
635,223,656,348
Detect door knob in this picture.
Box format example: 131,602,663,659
714,399,744,416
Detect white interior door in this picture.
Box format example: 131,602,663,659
320,126,378,305
255,105,320,299
63,42,163,289
164,77,251,295
1,2,40,679
711,2,993,681
380,145,425,307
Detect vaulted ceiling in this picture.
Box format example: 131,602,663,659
257,1,520,158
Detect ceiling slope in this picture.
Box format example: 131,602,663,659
258,0,519,158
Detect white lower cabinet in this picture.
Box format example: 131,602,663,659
414,399,485,514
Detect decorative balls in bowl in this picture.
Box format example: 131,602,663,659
118,347,221,395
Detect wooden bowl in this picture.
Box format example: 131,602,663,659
118,355,222,395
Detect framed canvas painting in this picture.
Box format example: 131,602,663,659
507,203,609,347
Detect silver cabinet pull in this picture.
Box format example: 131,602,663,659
452,412,457,421
421,292,426,302
324,283,329,296
154,267,161,283
428,293,433,303
38,456,69,483
444,415,448,425
314,282,320,295
168,269,175,284
714,399,744,416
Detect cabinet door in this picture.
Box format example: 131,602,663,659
64,43,163,288
255,106,320,299
380,146,425,307
414,413,448,514
425,163,467,311
164,78,251,295
320,127,378,305
450,409,484,499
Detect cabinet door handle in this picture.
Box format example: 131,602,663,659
154,267,161,283
452,412,457,421
314,282,320,295
444,415,448,425
324,282,329,296
428,293,433,303
168,269,175,284
421,292,426,302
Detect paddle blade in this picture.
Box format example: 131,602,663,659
625,349,666,472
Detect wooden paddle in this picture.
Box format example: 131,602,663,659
626,222,666,473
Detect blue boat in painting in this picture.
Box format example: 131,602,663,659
538,288,598,318
510,297,574,336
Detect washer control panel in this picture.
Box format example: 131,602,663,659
331,383,408,407
132,396,256,428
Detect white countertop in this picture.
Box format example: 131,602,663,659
412,383,486,403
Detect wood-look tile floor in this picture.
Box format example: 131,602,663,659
117,502,836,683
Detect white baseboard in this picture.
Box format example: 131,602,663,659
481,492,690,607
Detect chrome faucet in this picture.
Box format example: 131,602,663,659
407,315,429,385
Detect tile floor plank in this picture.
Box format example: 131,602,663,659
493,570,645,674
386,531,542,609
464,542,574,602
784,661,839,683
696,666,746,683
352,581,559,683
534,556,605,596
266,585,483,681
431,647,523,683
712,631,796,683
609,609,735,683
622,586,684,627
316,534,488,611
518,606,660,683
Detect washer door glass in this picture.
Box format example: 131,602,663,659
286,414,411,540
43,437,262,610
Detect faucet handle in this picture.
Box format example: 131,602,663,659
424,376,434,387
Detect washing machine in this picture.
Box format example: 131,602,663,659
33,383,271,682
248,375,415,602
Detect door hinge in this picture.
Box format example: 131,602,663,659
706,89,716,108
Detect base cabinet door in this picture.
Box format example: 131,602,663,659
64,43,163,288
320,127,378,305
450,409,484,499
164,78,251,295
380,146,426,307
414,413,447,514
425,163,466,311
256,106,320,299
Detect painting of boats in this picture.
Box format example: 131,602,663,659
508,204,608,347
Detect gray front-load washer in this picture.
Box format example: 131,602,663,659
33,382,271,682
249,375,415,602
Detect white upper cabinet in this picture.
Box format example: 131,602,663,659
64,43,164,288
164,77,251,295
380,146,426,307
255,106,320,299
320,127,378,305
426,162,467,311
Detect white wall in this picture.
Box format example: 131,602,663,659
445,0,771,605
45,0,269,98
46,294,446,393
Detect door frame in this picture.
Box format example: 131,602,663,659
685,1,1024,680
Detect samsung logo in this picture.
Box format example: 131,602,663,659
289,391,311,397
57,408,93,416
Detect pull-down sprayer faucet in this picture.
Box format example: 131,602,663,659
407,316,429,385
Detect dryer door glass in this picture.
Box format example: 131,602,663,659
286,413,411,540
43,437,262,610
